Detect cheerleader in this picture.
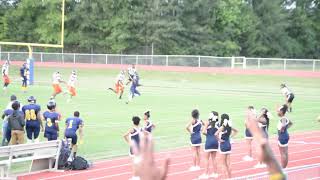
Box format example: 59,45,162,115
246,109,286,180
186,109,202,171
143,110,155,134
254,107,271,168
258,108,271,138
215,114,238,178
123,116,142,180
243,106,255,162
199,111,219,179
277,104,293,168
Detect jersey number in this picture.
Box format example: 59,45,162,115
25,109,37,121
67,120,73,129
47,118,53,127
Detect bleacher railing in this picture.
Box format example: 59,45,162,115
0,51,319,71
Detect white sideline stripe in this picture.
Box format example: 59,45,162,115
231,155,320,175
91,147,186,165
289,141,320,145
233,162,320,180
268,135,320,144
309,177,320,180
40,144,320,180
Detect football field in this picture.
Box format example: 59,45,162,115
1,65,319,161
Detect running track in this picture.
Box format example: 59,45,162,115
19,131,320,180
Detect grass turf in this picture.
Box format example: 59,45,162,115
0,65,319,160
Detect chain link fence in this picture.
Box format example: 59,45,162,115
0,51,319,71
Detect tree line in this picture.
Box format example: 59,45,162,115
0,0,319,58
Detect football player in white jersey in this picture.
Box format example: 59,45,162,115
126,64,136,85
2,60,10,92
67,70,77,102
280,84,295,112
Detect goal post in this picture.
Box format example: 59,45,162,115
0,0,65,85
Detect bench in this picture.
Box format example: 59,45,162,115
0,140,62,179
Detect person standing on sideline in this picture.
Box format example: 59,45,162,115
123,116,143,180
143,110,155,134
65,111,84,161
186,109,202,171
215,114,238,179
277,104,293,168
43,100,61,141
243,106,256,162
1,95,18,145
199,111,220,179
8,101,25,145
22,96,43,143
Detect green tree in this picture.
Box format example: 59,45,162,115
285,0,318,58
247,0,294,57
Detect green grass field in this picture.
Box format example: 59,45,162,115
1,65,320,161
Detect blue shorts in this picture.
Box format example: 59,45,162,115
129,145,140,157
190,133,202,146
22,77,27,83
245,128,253,139
65,131,78,145
220,140,231,154
278,134,289,147
45,131,58,141
26,123,40,140
204,136,218,152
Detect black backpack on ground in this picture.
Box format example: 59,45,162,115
57,140,71,169
71,156,90,170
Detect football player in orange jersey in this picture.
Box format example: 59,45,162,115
51,72,66,99
108,70,126,99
